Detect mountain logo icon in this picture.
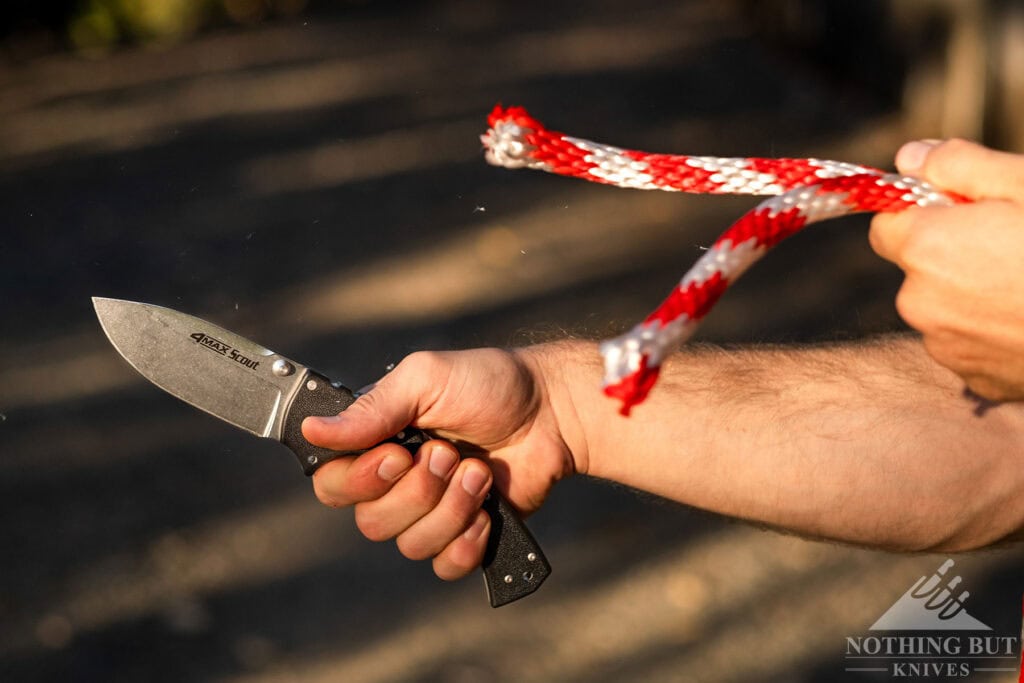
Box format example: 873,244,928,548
870,559,992,631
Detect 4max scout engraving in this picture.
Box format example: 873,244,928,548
190,332,262,370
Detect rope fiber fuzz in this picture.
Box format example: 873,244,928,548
481,105,965,415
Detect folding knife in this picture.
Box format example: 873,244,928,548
92,297,550,607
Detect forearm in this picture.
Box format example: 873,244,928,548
525,336,1024,551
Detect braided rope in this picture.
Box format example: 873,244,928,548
481,105,964,415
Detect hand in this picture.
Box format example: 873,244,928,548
869,138,1024,401
301,347,578,580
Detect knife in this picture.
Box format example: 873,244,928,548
92,297,550,607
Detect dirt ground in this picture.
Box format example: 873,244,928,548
1,1,1022,681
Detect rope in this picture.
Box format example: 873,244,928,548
482,105,966,415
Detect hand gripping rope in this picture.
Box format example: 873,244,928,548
481,105,966,415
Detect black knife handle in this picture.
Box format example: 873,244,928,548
281,372,425,475
480,489,551,607
281,370,550,607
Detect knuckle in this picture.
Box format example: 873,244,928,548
868,213,902,259
312,475,347,509
868,210,936,267
935,137,974,156
348,391,389,429
867,216,887,249
354,506,392,542
921,335,968,374
407,473,444,510
924,138,974,186
398,350,443,375
893,286,926,331
396,533,433,561
867,213,887,237
436,519,488,580
396,350,453,390
433,552,476,581
436,498,476,537
891,211,943,269
351,387,382,413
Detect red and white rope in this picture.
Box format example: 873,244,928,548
481,105,965,415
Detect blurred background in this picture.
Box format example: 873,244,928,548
2,1,1023,681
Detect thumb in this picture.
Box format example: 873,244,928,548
895,138,1024,202
302,352,446,450
302,390,412,451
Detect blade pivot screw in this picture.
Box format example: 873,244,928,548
272,359,295,377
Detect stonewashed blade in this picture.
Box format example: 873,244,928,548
93,297,305,440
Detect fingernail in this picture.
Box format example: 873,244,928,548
377,454,408,481
428,445,457,478
896,140,938,173
463,512,489,541
308,415,342,427
461,466,489,496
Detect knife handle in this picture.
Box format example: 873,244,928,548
281,372,424,475
281,371,550,607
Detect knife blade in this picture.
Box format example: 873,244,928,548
92,297,550,607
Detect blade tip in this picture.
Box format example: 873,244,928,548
91,297,131,329
91,296,113,317
91,296,133,313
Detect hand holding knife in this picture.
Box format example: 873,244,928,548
92,297,550,607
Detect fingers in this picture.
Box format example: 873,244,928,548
868,211,913,265
392,459,492,561
876,139,1024,402
316,438,493,578
894,138,1024,202
302,350,500,580
433,510,490,581
302,351,451,451
870,199,990,269
893,139,941,177
312,443,413,508
875,138,1024,264
353,440,463,541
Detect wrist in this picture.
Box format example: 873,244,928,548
514,341,599,476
